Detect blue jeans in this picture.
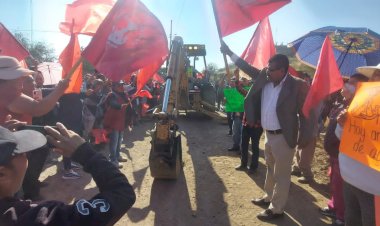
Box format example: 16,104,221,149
109,130,123,162
232,117,242,148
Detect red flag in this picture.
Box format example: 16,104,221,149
136,58,166,94
0,23,29,60
60,0,116,36
214,0,290,37
302,37,343,117
288,65,299,77
82,0,168,82
59,33,83,93
241,17,275,69
152,73,164,83
136,90,153,99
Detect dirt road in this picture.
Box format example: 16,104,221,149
40,113,333,226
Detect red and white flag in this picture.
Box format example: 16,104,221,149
0,23,29,60
213,0,290,37
60,0,116,36
302,37,343,117
82,0,168,82
241,17,275,69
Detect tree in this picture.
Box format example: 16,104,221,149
14,32,56,66
206,63,219,83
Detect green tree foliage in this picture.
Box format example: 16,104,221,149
207,62,219,83
14,32,56,67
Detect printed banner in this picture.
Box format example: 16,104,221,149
340,82,380,172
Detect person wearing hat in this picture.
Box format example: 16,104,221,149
103,81,129,168
335,66,380,226
0,123,135,225
0,56,70,200
356,63,380,82
0,56,69,123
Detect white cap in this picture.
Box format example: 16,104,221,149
0,56,34,80
356,63,380,79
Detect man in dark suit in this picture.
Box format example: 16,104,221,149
221,42,311,221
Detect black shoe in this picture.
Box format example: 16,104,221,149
291,170,302,177
251,197,270,207
298,176,314,184
257,209,284,221
228,147,239,152
247,166,257,174
319,207,336,218
235,164,247,171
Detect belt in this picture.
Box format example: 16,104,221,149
266,129,282,135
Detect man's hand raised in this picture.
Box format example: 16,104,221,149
45,122,85,157
220,41,233,56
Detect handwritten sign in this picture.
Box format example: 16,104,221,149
340,82,380,172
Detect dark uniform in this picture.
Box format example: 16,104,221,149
0,142,136,226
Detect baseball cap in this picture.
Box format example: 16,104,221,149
0,126,47,165
0,56,35,80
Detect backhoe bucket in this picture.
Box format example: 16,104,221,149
149,134,182,179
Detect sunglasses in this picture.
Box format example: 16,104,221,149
267,67,282,72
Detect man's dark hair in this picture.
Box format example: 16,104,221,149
350,73,369,82
269,54,289,72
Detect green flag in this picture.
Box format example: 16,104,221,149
223,87,249,112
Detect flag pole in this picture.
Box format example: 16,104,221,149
65,57,83,80
211,0,231,81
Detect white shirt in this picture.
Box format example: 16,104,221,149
339,153,380,195
261,75,287,130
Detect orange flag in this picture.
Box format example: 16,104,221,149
59,33,83,93
241,17,275,69
60,0,116,36
0,23,29,60
302,37,343,117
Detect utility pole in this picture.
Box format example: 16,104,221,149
30,0,34,43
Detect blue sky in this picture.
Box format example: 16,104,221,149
1,0,380,71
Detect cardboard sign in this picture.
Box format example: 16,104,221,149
340,82,380,172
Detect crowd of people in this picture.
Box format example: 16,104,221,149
0,55,165,225
220,42,380,226
0,44,379,225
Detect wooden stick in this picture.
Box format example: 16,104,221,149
211,0,231,81
64,57,83,80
